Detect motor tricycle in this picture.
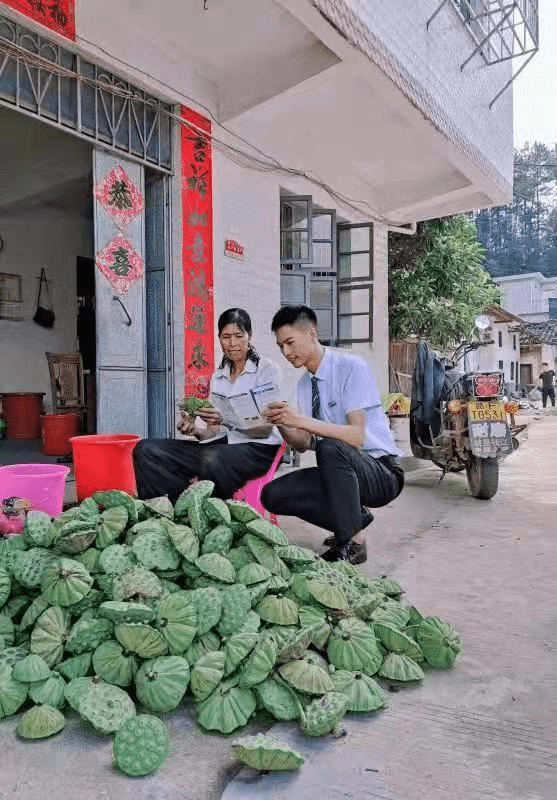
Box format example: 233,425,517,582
409,317,522,499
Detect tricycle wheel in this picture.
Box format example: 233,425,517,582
466,456,499,499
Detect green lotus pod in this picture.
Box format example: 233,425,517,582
28,670,66,708
93,640,138,687
218,584,251,637
41,558,93,607
0,663,28,717
247,580,271,607
275,544,316,565
331,669,388,712
279,653,334,695
226,546,252,572
327,618,383,675
0,645,29,669
223,631,259,676
185,632,221,666
64,675,96,710
369,601,410,630
201,524,233,555
98,601,155,625
368,575,403,597
3,593,32,622
132,532,180,572
175,480,215,521
417,616,462,669
125,518,166,547
0,613,14,646
76,496,101,520
289,574,313,604
236,563,272,586
197,681,256,733
55,527,97,554
78,677,136,733
187,587,222,636
95,575,114,595
239,610,261,634
229,520,248,538
156,591,197,654
265,575,290,593
232,733,305,771
256,594,299,626
135,655,190,713
57,652,92,680
144,496,174,520
378,652,425,681
298,606,333,650
12,653,51,682
51,506,80,529
12,548,55,589
65,617,113,655
226,499,261,523
74,547,102,574
350,592,384,621
238,634,277,688
92,490,137,524
98,544,136,576
245,518,288,547
276,627,312,663
67,588,104,620
95,506,128,549
244,535,290,580
373,621,424,661
195,553,235,584
31,605,70,667
114,623,168,658
308,578,349,611
113,714,170,776
112,566,163,602
190,650,225,701
161,520,199,561
24,510,56,547
17,704,65,739
300,691,348,737
254,676,303,721
203,497,232,526
264,624,298,651
404,606,425,641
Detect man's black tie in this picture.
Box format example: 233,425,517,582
311,376,321,420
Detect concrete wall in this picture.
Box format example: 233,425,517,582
497,274,557,322
0,208,92,409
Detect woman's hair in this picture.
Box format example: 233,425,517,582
217,307,259,369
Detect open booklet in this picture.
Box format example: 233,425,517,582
211,382,282,430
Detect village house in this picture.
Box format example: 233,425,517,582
495,272,557,323
0,0,535,438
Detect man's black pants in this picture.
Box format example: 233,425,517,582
542,387,555,407
133,437,279,503
261,438,404,546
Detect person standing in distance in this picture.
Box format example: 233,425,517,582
262,305,404,565
539,362,556,408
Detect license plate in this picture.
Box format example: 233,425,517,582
468,401,506,422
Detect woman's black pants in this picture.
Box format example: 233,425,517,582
261,438,404,546
133,436,280,503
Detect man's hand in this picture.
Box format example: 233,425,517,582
264,401,300,428
195,404,223,427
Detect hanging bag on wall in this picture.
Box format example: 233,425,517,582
33,268,55,328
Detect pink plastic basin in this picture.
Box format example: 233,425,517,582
0,463,70,518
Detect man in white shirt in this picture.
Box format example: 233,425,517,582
263,305,404,565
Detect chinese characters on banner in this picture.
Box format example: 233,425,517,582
181,106,214,399
4,0,76,39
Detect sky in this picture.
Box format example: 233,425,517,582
513,0,557,148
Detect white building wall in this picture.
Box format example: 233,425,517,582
477,323,520,385
497,273,557,322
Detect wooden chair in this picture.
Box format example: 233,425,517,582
45,352,86,428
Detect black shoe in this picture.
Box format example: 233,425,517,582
320,539,367,565
323,509,373,548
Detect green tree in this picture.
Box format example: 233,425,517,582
389,215,501,350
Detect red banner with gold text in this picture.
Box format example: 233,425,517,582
2,0,76,39
181,106,214,400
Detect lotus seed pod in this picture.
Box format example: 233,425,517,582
132,532,180,572
231,734,305,771
78,677,136,733
174,480,214,522
55,526,97,555
195,553,235,584
41,558,93,607
56,652,92,680
218,583,251,637
135,655,190,713
298,606,332,650
185,632,221,666
98,601,155,625
279,653,334,695
92,490,137,524
245,518,288,547
161,520,199,561
264,624,297,651
156,591,197,654
188,587,222,636
416,616,462,669
275,544,316,565
308,578,349,611
114,623,168,659
64,676,96,711
93,640,138,687
404,606,425,641
300,691,348,737
327,618,383,675
0,645,29,670
65,617,113,655
111,566,163,602
367,575,403,597
238,634,277,688
0,663,28,717
12,548,55,589
24,510,56,547
331,670,389,712
188,495,211,540
254,676,303,721
201,524,233,555
190,650,225,701
225,500,261,523
276,627,312,663
76,496,100,520
125,518,166,547
17,703,65,739
31,605,70,667
203,497,231,526
256,594,299,626
12,653,51,683
378,652,425,681
238,610,260,634
28,671,66,708
373,621,424,661
99,544,137,576
197,681,256,733
369,600,411,629
226,546,252,572
244,535,290,580
113,714,170,777
144,496,174,520
236,563,272,586
0,613,14,646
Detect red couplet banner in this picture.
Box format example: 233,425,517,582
180,106,214,400
3,0,76,39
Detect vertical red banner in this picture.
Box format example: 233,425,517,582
181,106,214,399
2,0,76,39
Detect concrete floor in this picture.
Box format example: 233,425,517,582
0,416,555,800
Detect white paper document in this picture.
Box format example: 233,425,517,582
212,382,282,429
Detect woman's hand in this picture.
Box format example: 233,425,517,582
177,412,196,436
195,404,223,428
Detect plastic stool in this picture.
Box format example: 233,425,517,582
233,442,286,524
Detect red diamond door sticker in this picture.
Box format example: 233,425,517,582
96,235,144,295
94,165,144,230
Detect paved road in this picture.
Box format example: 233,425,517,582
1,416,555,800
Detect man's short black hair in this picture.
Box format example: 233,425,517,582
271,305,317,332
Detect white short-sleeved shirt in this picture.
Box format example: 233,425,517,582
210,355,283,446
297,348,402,457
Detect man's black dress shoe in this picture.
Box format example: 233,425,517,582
322,509,373,548
320,539,367,565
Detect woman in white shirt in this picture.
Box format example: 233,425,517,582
133,308,282,503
